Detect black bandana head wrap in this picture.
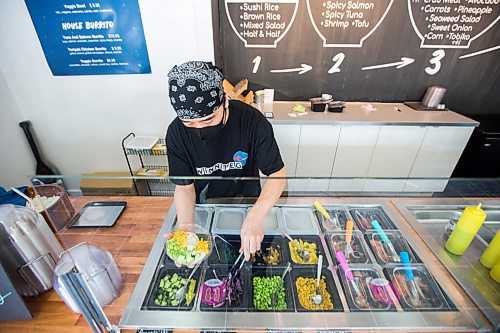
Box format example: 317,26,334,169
168,61,225,120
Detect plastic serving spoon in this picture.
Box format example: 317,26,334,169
400,251,425,305
371,220,400,263
314,201,341,231
336,251,368,307
344,220,358,259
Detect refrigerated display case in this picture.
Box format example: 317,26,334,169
119,199,493,331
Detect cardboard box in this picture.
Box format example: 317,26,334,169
80,172,137,196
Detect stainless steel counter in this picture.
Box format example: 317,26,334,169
119,199,492,332
392,198,500,332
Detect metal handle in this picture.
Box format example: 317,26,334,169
281,262,291,281
316,255,323,287
187,263,200,282
283,232,295,243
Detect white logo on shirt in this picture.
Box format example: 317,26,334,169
196,161,243,175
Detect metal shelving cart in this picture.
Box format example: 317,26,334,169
122,132,174,196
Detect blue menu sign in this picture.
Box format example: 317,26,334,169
24,0,151,76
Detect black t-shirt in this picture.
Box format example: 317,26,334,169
166,100,284,203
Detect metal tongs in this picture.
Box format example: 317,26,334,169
314,201,341,231
371,220,400,263
229,252,246,276
400,251,426,305
213,234,231,261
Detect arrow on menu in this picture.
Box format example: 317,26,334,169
362,57,415,71
270,63,312,75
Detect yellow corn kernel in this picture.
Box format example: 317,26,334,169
196,239,209,253
172,231,188,247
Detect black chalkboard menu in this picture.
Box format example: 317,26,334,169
213,0,500,116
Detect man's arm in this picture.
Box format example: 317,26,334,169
174,183,196,231
240,167,287,260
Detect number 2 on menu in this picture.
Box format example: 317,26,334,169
328,53,345,74
425,49,445,76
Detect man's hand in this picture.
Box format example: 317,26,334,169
163,222,194,240
240,216,264,261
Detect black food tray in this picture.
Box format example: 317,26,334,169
200,266,251,312
142,266,201,311
291,268,343,312
209,234,241,266
285,235,328,268
250,267,295,312
251,236,290,267
404,101,448,111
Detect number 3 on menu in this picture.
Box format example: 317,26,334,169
425,49,445,76
328,53,345,74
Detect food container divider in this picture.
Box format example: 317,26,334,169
282,207,319,235
212,207,247,235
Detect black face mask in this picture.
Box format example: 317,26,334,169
190,106,226,144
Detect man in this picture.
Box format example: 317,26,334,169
166,61,287,260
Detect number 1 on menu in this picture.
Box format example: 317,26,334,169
252,56,262,74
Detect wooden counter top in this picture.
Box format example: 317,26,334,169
256,101,479,126
0,196,172,333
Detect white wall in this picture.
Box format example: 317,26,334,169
0,70,35,189
0,0,214,191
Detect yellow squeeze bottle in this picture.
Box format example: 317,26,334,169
480,230,500,268
445,203,486,256
490,259,500,284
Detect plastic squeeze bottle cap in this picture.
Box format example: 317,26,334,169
456,203,486,234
